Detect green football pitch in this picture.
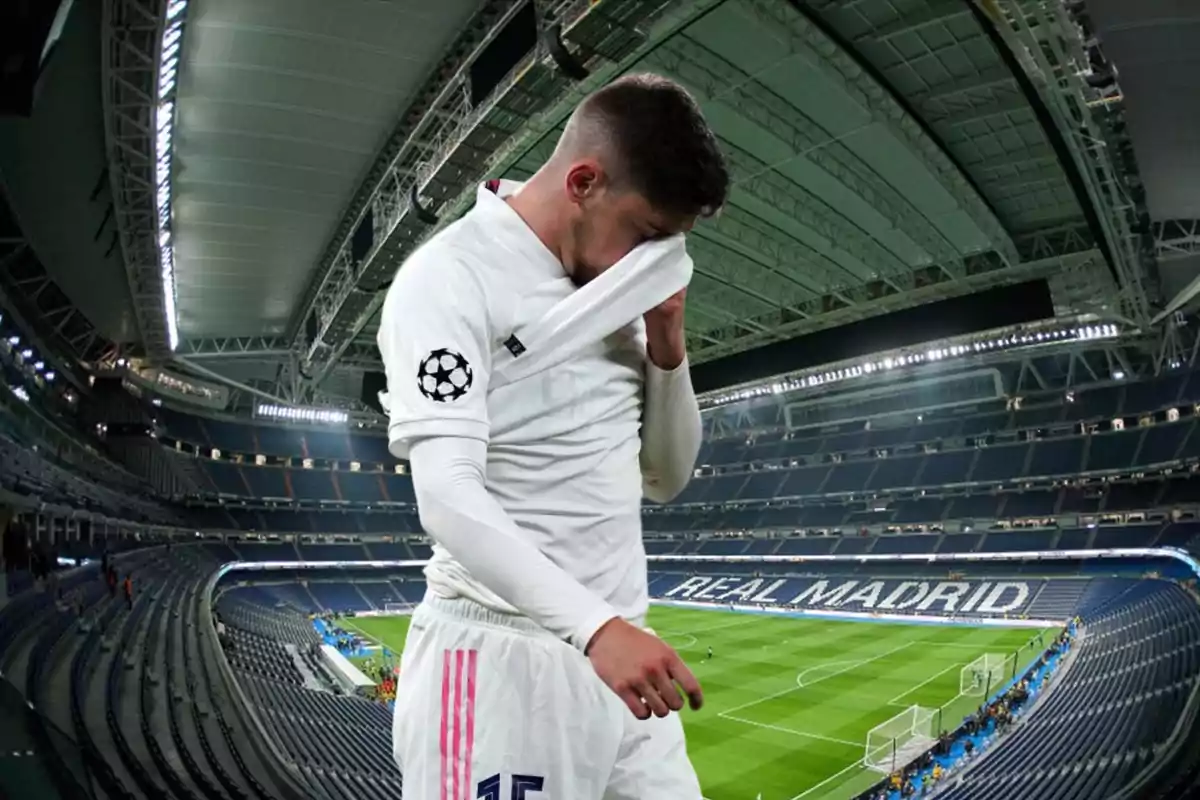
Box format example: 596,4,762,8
345,607,1053,800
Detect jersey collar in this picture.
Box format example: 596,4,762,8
473,180,565,280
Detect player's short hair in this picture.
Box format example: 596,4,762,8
574,73,729,218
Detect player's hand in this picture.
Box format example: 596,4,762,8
644,289,687,370
585,617,703,720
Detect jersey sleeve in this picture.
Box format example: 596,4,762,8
377,248,491,459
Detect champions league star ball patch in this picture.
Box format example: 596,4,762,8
416,348,473,402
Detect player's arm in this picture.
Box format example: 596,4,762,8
379,252,701,719
409,437,701,719
378,252,613,647
408,436,618,650
639,289,702,503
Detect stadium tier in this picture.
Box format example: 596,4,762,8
155,366,1200,540
5,1,1199,795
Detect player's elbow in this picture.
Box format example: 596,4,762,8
413,473,470,550
642,470,691,504
641,436,700,505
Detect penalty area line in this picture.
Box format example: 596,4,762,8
886,661,963,707
720,641,915,717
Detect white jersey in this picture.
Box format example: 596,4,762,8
378,180,651,625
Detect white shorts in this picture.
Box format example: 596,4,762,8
392,595,702,800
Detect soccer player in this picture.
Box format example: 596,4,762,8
707,646,714,661
379,73,728,799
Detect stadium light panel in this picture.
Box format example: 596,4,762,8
256,403,349,425
153,5,191,352
699,320,1123,410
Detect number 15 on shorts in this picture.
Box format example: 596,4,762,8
477,773,544,799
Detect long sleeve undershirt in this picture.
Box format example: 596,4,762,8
409,436,619,651
640,357,703,504
408,356,702,651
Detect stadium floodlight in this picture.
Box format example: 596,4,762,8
6,336,17,346
256,403,349,425
153,1,191,351
44,371,55,382
698,319,1124,412
864,705,937,773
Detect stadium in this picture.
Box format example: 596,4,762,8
0,0,1198,798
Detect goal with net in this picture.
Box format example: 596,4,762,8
960,652,1015,698
864,705,937,773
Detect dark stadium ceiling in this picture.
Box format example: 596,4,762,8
68,0,1197,412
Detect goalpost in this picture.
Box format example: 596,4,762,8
959,652,1015,698
864,705,937,773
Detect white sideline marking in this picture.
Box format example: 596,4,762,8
786,758,867,800
718,714,861,747
886,661,963,707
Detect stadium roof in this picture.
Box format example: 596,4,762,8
7,0,1197,415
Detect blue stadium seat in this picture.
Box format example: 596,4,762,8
1137,422,1189,466
1002,491,1058,518
339,471,386,503
204,460,250,495
1027,437,1085,477
946,494,1000,519
244,468,289,499
917,450,975,486
1087,430,1141,472
381,474,415,504
823,461,876,494
868,456,922,490
971,444,1030,483
289,468,338,501
303,430,355,460
779,466,831,497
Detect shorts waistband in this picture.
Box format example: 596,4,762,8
417,593,558,638
416,593,647,639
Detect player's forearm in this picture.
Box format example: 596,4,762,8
409,436,619,650
640,357,702,503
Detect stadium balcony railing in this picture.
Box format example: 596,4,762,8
208,525,1195,573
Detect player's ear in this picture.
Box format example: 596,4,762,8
565,161,602,205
